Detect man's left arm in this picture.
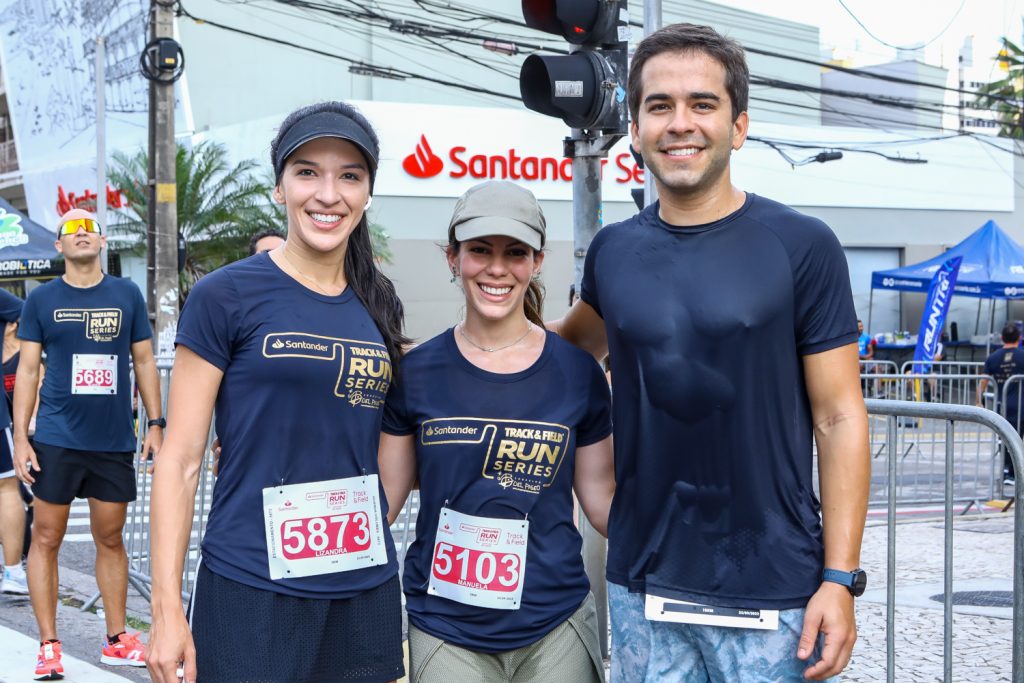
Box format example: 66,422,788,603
132,339,164,462
797,342,870,681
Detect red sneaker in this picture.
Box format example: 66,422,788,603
34,640,64,680
100,631,146,667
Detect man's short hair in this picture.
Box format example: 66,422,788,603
248,228,285,256
1002,323,1021,344
627,23,749,123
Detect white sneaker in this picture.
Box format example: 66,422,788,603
2,567,29,595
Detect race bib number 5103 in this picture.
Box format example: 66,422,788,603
262,475,387,580
427,507,528,610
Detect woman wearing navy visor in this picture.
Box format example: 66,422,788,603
147,102,409,683
379,180,615,682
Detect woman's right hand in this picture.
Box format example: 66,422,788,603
147,606,196,683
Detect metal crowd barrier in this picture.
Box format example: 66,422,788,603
899,360,985,377
859,374,1001,509
864,399,1024,683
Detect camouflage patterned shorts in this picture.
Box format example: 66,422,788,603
608,582,834,683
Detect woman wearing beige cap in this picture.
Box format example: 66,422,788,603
379,180,615,682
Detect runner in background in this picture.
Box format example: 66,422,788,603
147,101,409,683
13,208,163,680
248,228,285,256
379,181,614,682
0,295,25,595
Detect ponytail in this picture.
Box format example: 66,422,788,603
524,278,545,328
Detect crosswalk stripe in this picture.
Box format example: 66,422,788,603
0,623,135,682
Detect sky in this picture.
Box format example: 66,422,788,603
726,0,1021,82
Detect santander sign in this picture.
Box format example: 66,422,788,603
401,134,644,185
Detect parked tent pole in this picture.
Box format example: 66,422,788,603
867,288,874,334
989,299,996,355
975,299,983,341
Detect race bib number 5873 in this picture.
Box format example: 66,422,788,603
262,475,387,580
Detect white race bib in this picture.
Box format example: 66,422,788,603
71,354,117,395
645,593,779,630
262,474,387,580
427,507,528,610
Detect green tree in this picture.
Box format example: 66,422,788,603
107,141,278,293
107,142,393,300
976,38,1024,139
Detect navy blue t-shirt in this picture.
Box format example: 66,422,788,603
985,346,1024,413
176,253,398,599
582,194,858,609
18,276,150,452
382,329,611,652
0,289,23,432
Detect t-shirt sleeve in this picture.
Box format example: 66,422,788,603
985,355,997,377
381,373,415,436
0,289,23,323
579,227,606,319
129,282,152,343
17,291,42,343
175,271,241,371
576,356,612,447
792,223,859,355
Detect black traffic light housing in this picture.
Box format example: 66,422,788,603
519,0,628,133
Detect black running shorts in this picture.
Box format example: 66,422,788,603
189,563,405,683
29,440,136,505
0,427,13,479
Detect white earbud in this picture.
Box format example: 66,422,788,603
364,196,373,210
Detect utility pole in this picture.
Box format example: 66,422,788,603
95,36,107,273
148,0,179,357
642,0,662,208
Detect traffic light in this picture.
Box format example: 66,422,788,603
519,1,628,134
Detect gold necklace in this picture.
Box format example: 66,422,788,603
282,250,341,296
459,321,533,353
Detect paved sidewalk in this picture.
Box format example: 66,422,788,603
844,503,1014,681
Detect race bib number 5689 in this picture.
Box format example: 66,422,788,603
71,354,117,395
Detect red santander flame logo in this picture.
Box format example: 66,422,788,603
403,135,444,178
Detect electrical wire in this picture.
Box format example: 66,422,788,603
835,0,968,51
177,3,521,101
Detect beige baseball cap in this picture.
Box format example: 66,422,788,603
448,181,546,250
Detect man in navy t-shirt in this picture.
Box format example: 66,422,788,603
12,209,163,678
978,323,1024,485
554,23,869,682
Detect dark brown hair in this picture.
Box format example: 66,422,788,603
627,23,749,122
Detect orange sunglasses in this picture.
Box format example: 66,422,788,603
58,218,102,236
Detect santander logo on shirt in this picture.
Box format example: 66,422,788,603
399,133,644,185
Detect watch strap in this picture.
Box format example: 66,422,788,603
147,417,166,428
822,568,855,587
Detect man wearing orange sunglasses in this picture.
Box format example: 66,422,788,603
12,208,164,680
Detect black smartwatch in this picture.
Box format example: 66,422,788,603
147,417,166,429
822,568,867,597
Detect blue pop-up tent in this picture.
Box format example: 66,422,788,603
0,198,59,278
869,220,1024,344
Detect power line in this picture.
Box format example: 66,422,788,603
177,3,521,102
835,0,968,51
